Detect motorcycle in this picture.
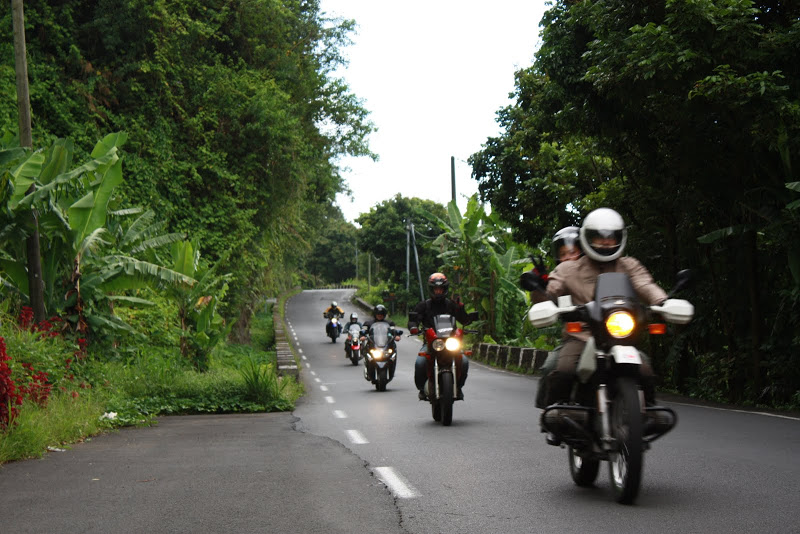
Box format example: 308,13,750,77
411,313,473,427
362,322,402,391
527,270,693,504
345,324,362,365
324,313,341,343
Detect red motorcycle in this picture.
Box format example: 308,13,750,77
345,324,362,366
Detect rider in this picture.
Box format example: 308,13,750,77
323,301,345,334
527,226,582,409
361,304,398,331
408,273,479,401
521,208,667,407
341,312,362,356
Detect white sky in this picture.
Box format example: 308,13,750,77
321,0,549,224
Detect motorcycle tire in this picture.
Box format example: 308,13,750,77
440,372,454,426
608,376,644,504
376,368,388,391
568,446,600,487
350,354,359,366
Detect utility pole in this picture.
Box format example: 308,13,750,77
12,0,46,323
409,222,424,301
406,220,410,291
451,156,456,203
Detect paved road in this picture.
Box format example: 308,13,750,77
2,288,799,534
293,289,800,534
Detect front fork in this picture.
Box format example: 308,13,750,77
596,379,646,452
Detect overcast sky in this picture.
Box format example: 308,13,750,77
321,0,549,224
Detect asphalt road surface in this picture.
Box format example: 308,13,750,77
1,288,798,534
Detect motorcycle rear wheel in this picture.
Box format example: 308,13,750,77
440,372,454,426
568,446,600,487
608,376,644,504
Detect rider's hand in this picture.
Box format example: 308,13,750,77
521,255,549,291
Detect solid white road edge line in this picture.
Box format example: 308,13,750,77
373,467,421,499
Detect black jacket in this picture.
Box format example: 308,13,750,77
408,298,476,330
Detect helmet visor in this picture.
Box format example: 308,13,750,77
585,229,623,257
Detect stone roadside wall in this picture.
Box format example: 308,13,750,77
273,289,300,380
470,343,551,374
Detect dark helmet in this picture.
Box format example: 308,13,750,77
552,226,582,264
428,272,449,301
350,312,358,322
373,304,388,319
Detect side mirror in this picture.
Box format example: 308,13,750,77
668,269,693,298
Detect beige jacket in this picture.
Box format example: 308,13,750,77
533,255,668,342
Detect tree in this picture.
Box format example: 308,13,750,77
355,195,447,288
470,0,800,405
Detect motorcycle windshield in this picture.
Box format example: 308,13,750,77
348,325,361,337
369,322,392,349
432,314,456,337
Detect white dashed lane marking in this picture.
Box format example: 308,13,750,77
333,410,347,419
345,430,368,444
374,467,420,499
325,396,335,404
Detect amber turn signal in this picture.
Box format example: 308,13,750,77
649,323,666,335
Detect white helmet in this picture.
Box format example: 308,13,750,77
579,208,627,262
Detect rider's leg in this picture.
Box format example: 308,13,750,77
536,346,561,408
545,338,585,405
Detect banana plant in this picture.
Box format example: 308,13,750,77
0,133,196,344
167,239,233,370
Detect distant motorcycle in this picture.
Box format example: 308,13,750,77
414,314,473,426
527,270,693,504
362,322,402,391
324,313,341,343
345,324,362,365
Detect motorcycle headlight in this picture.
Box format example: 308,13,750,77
444,337,461,351
432,339,446,351
606,311,635,338
370,348,384,360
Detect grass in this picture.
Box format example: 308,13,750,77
0,308,302,465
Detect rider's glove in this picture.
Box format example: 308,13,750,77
520,255,549,291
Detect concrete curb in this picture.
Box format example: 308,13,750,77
273,287,301,380
469,342,551,374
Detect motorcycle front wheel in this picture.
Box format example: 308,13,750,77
608,376,644,504
569,446,600,487
429,377,441,422
376,367,388,391
440,372,454,426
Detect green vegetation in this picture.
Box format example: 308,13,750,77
469,0,800,407
0,308,301,464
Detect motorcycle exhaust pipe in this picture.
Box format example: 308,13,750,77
644,407,677,442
